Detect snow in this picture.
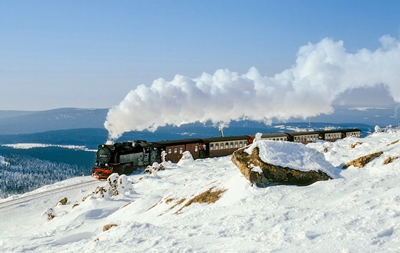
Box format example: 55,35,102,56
1,131,400,252
1,143,96,152
176,151,194,166
245,139,339,178
251,165,263,174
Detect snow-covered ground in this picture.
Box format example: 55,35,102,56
1,131,400,252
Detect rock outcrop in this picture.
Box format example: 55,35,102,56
350,142,363,148
231,145,332,187
383,156,399,165
103,223,118,232
343,151,383,168
58,197,68,205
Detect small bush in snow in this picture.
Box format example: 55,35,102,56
42,207,55,220
117,174,133,195
106,173,133,197
83,185,106,200
144,162,165,174
82,175,133,201
107,173,120,196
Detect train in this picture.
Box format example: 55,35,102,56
92,128,361,179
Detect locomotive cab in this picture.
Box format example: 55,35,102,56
92,140,157,179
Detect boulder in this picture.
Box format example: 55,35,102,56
231,140,333,187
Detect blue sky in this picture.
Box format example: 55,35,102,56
1,1,399,110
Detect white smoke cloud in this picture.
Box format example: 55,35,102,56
105,35,400,140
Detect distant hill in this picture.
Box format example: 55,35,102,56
0,108,108,135
0,106,398,135
0,128,108,149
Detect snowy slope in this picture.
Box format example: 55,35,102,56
1,131,400,252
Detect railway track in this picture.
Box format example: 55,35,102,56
0,179,103,210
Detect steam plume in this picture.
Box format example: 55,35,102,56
105,35,400,140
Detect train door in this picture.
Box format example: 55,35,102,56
199,143,208,158
185,143,201,160
136,152,144,166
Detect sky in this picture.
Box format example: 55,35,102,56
1,1,399,111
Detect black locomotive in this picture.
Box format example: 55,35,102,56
92,128,361,179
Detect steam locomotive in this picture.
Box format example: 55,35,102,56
92,128,361,179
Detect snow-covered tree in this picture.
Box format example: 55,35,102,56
105,173,133,197
0,154,89,198
117,174,133,195
255,133,263,142
161,151,167,163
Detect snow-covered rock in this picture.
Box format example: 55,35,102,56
232,140,337,186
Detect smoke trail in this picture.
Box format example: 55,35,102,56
105,35,400,140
